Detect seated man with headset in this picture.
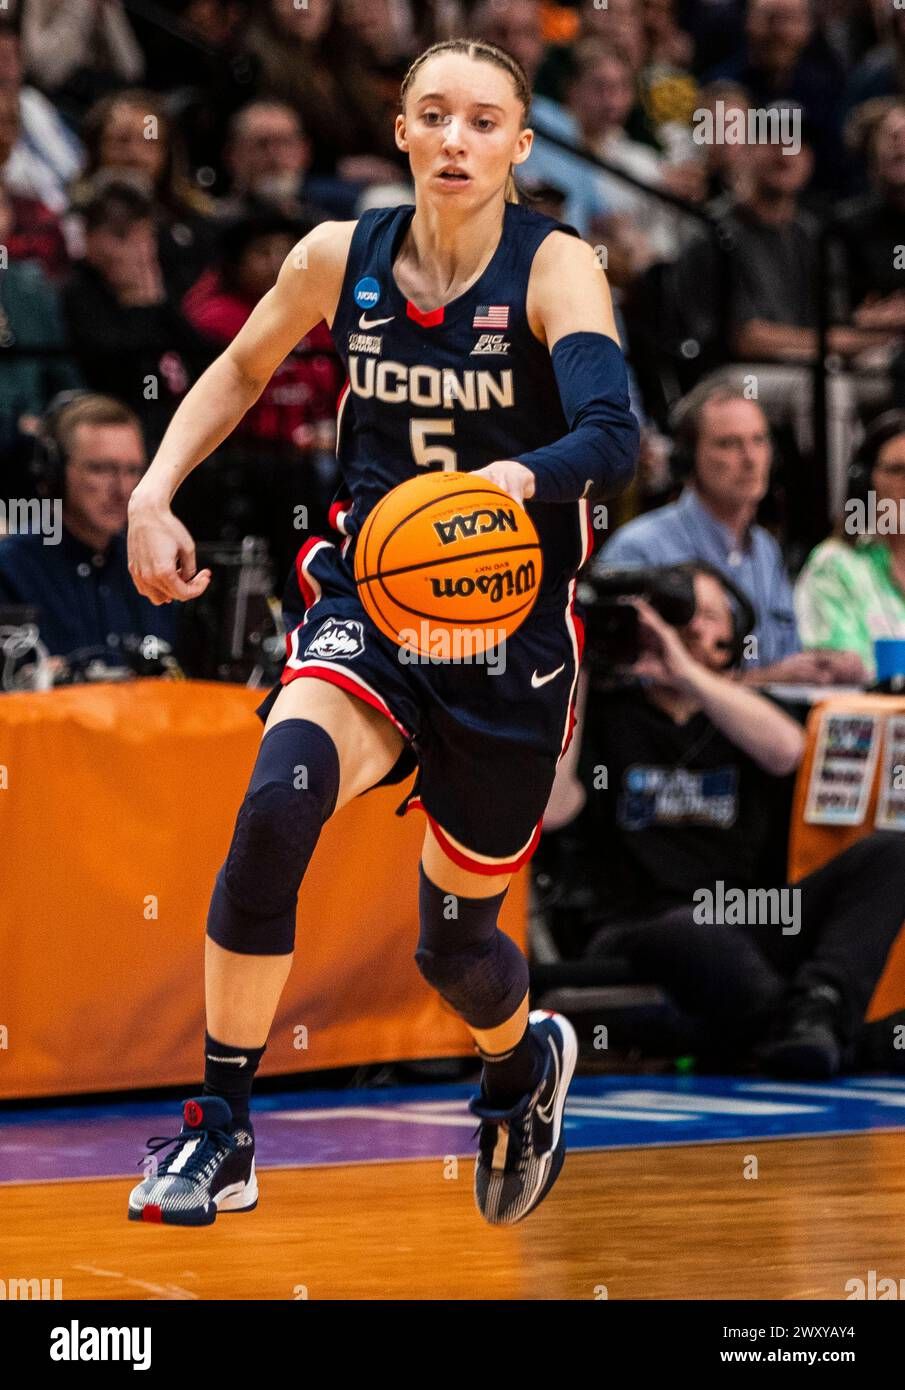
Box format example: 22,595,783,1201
594,380,866,686
542,562,905,1078
0,391,176,673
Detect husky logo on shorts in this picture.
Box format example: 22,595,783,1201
306,617,366,660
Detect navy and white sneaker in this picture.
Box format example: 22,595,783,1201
127,1096,257,1226
469,1009,577,1226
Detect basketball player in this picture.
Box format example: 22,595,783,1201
126,39,639,1227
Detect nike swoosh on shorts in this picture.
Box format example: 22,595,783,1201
531,663,565,688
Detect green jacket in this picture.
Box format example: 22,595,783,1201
795,538,905,679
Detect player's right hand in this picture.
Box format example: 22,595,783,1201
127,502,211,606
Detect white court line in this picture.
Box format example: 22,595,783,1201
840,1077,905,1090
563,1107,690,1123
742,1082,905,1106
271,1101,690,1125
576,1090,823,1115
72,1265,199,1300
272,1098,790,1125
272,1107,476,1128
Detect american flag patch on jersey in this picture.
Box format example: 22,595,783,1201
473,305,509,329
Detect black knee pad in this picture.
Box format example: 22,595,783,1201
207,719,340,955
414,864,527,1028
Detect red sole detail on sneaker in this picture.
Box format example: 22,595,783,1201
142,1204,163,1223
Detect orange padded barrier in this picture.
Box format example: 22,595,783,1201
0,681,527,1100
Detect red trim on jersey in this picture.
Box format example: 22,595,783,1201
328,498,352,534
572,604,586,665
293,536,326,610
278,664,412,739
563,706,578,757
406,300,445,328
402,796,543,875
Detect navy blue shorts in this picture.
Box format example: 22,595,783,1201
256,535,585,876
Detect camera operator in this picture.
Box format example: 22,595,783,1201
546,562,905,1077
595,384,867,686
0,392,177,680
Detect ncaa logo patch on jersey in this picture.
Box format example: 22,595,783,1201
306,617,366,660
353,276,381,308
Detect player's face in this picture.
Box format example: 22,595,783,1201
64,423,146,541
694,398,772,512
681,572,737,672
397,53,532,205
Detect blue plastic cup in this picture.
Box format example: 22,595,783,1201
874,638,905,681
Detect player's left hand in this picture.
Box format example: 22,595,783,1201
471,459,536,507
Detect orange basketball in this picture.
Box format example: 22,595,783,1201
354,471,542,657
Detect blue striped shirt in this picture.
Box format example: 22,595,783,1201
593,487,800,666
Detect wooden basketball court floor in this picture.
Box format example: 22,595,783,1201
2,1076,905,1300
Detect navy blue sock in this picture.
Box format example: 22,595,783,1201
478,1024,546,1108
202,1032,266,1128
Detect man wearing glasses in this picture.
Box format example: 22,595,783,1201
0,393,176,666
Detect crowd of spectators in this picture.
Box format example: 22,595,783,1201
3,0,905,1074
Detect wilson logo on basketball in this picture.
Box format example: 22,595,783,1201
433,507,519,546
355,472,542,657
429,561,537,604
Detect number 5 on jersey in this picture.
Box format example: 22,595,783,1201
410,418,458,471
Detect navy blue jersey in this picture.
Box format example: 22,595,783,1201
326,200,596,602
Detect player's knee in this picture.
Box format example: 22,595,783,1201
207,719,340,955
224,779,322,916
414,864,527,1027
